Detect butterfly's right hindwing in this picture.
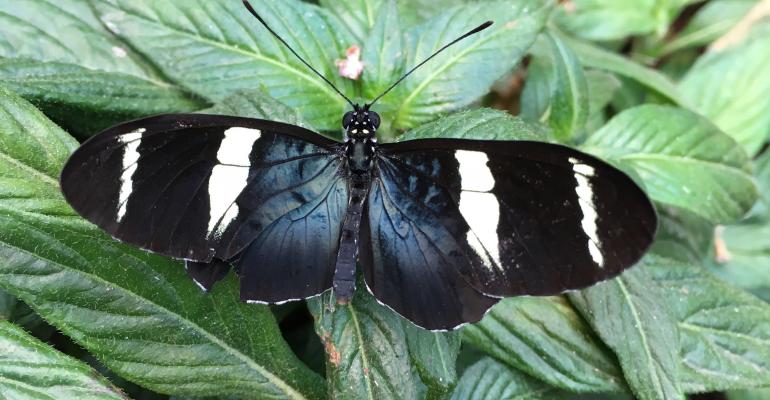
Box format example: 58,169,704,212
61,114,347,301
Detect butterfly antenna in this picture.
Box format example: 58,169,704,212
367,20,493,107
242,0,356,108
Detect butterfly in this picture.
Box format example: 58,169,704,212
59,0,657,331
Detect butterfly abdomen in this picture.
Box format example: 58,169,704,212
332,172,371,303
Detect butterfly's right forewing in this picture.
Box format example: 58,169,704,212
61,114,348,301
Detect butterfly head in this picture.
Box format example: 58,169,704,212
343,104,380,139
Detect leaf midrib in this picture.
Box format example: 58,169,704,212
617,278,668,397
0,151,59,187
0,241,308,400
348,305,376,400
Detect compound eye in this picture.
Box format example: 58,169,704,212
369,111,381,129
342,111,354,129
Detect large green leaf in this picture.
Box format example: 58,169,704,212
584,105,757,223
563,35,689,107
0,320,126,400
0,0,153,77
399,108,545,142
646,255,770,392
320,0,383,43
553,0,670,41
450,357,564,400
570,268,683,400
361,1,404,100
404,324,460,398
308,286,418,400
521,32,589,142
0,87,324,399
395,0,468,28
680,30,770,155
205,89,312,128
390,0,552,129
91,0,357,130
462,297,625,393
0,0,199,137
0,59,201,137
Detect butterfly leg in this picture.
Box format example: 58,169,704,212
332,173,371,304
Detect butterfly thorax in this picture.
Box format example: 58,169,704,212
345,138,376,173
342,104,380,174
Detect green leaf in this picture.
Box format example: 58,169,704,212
205,89,312,128
462,297,625,393
746,149,770,222
0,320,126,400
680,31,770,156
395,0,468,28
653,0,757,57
361,1,404,100
521,32,589,142
709,222,770,302
728,388,770,400
404,323,460,398
320,0,383,43
0,0,154,78
553,0,667,41
0,86,324,400
450,357,564,400
645,255,770,392
651,205,713,264
390,0,552,129
91,0,356,130
399,108,545,141
583,104,757,223
585,70,621,118
308,286,418,400
0,289,15,320
0,58,202,138
570,268,683,400
0,0,199,137
584,69,621,132
562,35,689,107
707,150,770,301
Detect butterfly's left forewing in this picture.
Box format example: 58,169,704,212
364,139,656,330
61,114,348,301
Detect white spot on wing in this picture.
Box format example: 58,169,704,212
568,157,604,267
455,150,501,268
207,128,261,237
116,128,145,222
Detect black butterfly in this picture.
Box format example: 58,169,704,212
60,0,656,331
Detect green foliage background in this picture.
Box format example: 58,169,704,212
0,0,769,399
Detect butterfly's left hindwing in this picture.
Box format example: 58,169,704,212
364,139,656,329
61,114,347,301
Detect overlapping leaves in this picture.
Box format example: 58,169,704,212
0,0,201,137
